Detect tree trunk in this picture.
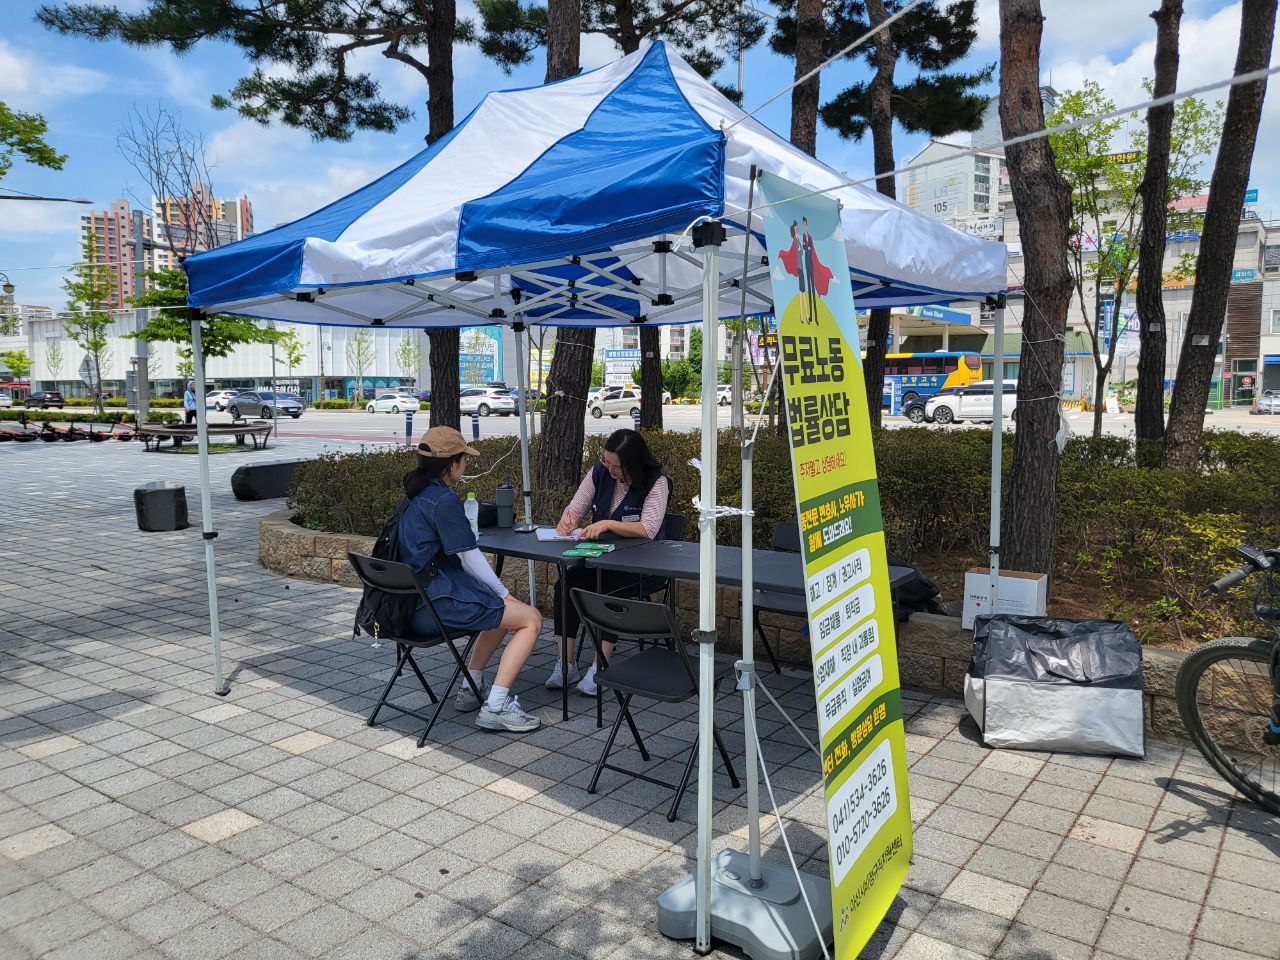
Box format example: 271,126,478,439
779,0,824,436
537,327,596,488
1163,0,1276,470
536,0,590,488
1135,0,1183,465
790,0,823,154
426,0,457,143
427,330,461,428
639,325,663,428
998,0,1074,574
545,0,581,84
425,0,460,430
862,0,897,429
1092,364,1107,434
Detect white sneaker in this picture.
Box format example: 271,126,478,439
544,662,580,689
454,675,486,712
576,669,598,697
475,696,541,733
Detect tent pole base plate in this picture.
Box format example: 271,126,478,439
657,850,832,960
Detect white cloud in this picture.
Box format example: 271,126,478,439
0,201,83,240
0,39,108,105
148,51,214,110
973,0,1228,58
207,118,387,227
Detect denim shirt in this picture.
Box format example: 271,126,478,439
398,479,499,611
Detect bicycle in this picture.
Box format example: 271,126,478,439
1175,545,1280,815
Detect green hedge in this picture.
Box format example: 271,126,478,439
312,399,358,410
287,428,1280,647
0,409,180,425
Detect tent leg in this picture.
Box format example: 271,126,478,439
512,320,536,605
988,296,1006,616
693,237,720,954
190,309,229,697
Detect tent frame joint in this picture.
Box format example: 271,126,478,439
691,221,726,248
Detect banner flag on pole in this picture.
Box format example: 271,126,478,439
757,171,913,959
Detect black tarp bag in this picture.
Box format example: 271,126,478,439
964,615,1145,757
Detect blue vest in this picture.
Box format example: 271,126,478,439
590,462,660,526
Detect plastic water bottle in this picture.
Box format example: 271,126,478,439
464,493,480,537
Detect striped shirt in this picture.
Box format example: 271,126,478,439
566,473,670,539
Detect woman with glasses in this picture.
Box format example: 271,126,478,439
548,428,670,695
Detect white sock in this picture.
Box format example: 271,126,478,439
485,685,510,711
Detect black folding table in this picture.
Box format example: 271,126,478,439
476,528,651,721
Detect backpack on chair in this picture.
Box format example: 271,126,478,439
353,498,420,641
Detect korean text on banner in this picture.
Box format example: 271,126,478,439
757,171,913,959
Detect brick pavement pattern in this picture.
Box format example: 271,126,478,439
1,439,1277,960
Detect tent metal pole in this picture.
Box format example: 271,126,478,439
189,309,229,697
694,228,722,954
512,318,537,605
988,295,1006,617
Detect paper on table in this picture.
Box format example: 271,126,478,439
536,527,581,542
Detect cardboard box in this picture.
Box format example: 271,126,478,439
962,568,1048,629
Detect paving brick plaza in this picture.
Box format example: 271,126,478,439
1,438,1277,960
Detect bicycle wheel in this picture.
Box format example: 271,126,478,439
1176,636,1280,815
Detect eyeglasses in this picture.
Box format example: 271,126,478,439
599,456,623,472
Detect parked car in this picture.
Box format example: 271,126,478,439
206,390,236,411
1255,389,1280,414
228,391,304,419
903,397,929,423
460,386,515,416
716,384,732,406
508,388,541,404
589,387,641,419
367,393,421,413
925,380,1018,425
418,389,432,403
0,393,12,409
24,391,65,409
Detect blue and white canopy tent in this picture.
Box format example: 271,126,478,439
184,39,1006,956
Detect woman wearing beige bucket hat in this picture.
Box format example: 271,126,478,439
398,426,543,733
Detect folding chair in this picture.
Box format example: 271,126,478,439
751,521,805,675
347,553,484,748
571,589,740,822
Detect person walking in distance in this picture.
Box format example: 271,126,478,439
183,381,198,425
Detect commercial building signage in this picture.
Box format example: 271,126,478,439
1231,268,1258,283
1245,188,1259,204
907,305,973,326
603,348,641,386
1103,150,1141,165
459,325,503,385
758,171,912,960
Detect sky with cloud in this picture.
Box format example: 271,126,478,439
0,0,1263,312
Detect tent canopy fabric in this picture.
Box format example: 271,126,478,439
185,42,1006,329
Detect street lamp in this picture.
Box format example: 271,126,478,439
0,272,13,296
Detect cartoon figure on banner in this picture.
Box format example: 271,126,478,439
777,217,834,324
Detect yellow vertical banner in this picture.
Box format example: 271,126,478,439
757,171,913,958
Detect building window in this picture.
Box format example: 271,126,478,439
1272,309,1280,335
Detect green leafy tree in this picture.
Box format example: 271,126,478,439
1048,80,1222,435
346,329,375,406
1,349,32,380
773,0,991,428
45,342,64,384
63,232,115,414
591,359,605,387
129,268,279,371
277,328,306,377
395,333,422,381
0,101,66,181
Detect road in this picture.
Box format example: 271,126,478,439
210,403,1280,447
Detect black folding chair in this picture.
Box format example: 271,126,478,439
571,589,740,822
748,521,806,675
347,553,485,748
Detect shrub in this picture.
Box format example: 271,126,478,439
313,399,357,410
286,426,1280,647
150,398,181,408
0,409,179,425
104,397,128,408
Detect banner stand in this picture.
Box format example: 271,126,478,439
657,227,833,960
